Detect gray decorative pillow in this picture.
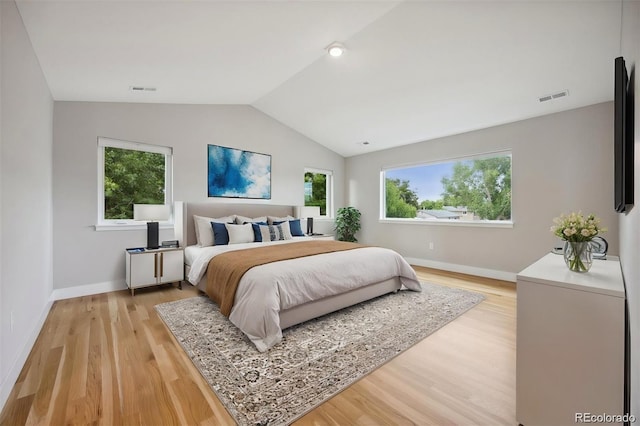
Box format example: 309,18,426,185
235,215,267,225
267,215,295,225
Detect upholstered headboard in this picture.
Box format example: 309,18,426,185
174,201,295,247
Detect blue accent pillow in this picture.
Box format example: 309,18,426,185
245,221,268,242
287,219,305,237
211,222,233,245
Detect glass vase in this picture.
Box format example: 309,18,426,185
563,241,593,272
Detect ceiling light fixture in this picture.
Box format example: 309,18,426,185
326,42,345,57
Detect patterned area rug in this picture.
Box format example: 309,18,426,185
155,283,484,425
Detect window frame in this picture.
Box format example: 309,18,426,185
96,137,173,230
380,150,513,228
304,167,334,219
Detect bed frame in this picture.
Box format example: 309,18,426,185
174,201,401,329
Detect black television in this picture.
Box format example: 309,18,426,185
614,56,634,213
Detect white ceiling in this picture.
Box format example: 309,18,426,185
16,0,623,157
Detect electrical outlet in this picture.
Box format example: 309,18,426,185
10,311,14,332
429,242,434,250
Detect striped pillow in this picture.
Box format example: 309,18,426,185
258,223,293,242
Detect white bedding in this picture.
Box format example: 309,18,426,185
183,245,201,267
187,239,421,351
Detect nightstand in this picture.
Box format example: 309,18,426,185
309,234,335,241
125,247,184,295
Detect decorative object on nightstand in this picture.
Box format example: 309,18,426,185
161,239,179,248
310,234,335,241
125,246,184,296
550,212,606,272
590,236,608,260
335,206,361,242
134,204,171,249
296,206,321,236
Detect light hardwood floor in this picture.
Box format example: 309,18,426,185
0,266,516,425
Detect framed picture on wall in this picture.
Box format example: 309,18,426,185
207,144,271,199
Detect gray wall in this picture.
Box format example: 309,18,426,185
619,0,639,418
346,102,619,277
52,102,344,290
0,0,54,406
0,0,3,403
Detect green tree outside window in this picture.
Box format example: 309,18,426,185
383,154,511,221
104,147,166,219
304,172,327,215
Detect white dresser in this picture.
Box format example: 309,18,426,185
516,253,625,426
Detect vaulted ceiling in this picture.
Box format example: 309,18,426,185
16,0,623,157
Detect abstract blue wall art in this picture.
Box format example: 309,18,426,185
207,144,271,199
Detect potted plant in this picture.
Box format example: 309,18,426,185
335,207,361,242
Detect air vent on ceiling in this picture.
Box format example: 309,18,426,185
129,86,157,92
539,90,569,103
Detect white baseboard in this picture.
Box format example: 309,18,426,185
405,257,517,282
51,279,127,301
0,298,53,412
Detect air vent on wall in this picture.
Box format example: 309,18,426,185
539,90,569,103
129,86,157,92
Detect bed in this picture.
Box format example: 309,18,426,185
174,201,421,351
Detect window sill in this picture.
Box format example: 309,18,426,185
95,222,174,232
379,218,513,228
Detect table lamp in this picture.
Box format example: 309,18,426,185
297,206,320,235
134,204,171,249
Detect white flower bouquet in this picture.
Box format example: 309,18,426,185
551,212,606,272
550,212,605,242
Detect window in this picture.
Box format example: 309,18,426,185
304,168,333,217
381,151,511,224
97,137,173,227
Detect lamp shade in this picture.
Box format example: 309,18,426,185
134,204,170,249
295,206,321,236
296,206,320,219
133,204,171,222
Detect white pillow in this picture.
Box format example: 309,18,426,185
235,215,267,224
194,215,235,246
259,223,293,242
226,223,255,244
267,215,295,225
